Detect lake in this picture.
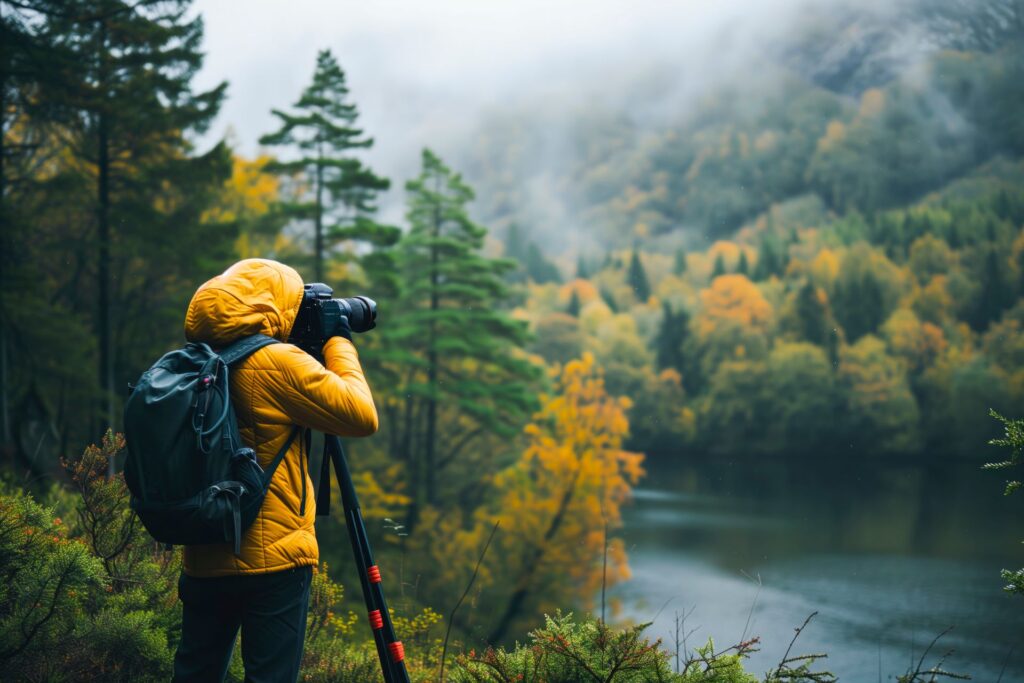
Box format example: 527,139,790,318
606,454,1024,681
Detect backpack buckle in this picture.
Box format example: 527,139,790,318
198,374,214,391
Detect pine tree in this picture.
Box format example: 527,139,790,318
753,236,783,280
576,254,590,279
600,286,619,313
627,246,651,302
794,281,829,347
655,302,689,373
505,223,527,261
525,242,561,283
567,289,582,317
389,149,541,516
0,1,68,450
34,0,230,455
834,271,885,341
259,50,396,286
970,246,1015,330
737,250,750,276
711,253,727,279
673,247,687,275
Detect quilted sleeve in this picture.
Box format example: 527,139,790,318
265,337,379,437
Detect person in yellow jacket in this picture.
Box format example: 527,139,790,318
172,258,378,683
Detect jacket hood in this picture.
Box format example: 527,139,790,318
185,258,304,346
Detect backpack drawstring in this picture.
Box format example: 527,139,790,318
194,359,232,454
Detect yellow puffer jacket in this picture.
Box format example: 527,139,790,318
181,258,378,577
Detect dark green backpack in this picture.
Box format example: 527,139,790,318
123,333,299,554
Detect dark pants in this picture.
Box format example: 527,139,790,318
172,566,313,683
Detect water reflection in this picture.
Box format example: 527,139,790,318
608,455,1024,680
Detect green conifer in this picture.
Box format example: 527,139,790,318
655,302,689,373
627,246,651,302
35,0,230,449
712,253,727,279
737,250,750,276
390,149,541,514
576,254,591,279
753,236,783,280
260,50,397,287
567,289,582,317
525,243,561,284
673,248,688,275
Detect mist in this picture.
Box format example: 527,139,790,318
192,0,933,237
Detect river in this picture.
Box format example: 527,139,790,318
606,454,1024,681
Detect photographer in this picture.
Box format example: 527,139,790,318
171,258,378,683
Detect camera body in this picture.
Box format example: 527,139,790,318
289,283,376,353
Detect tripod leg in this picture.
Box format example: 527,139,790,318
326,435,411,683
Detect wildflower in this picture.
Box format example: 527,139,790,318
53,517,62,526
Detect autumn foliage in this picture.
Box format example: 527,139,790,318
483,351,644,639
404,352,644,646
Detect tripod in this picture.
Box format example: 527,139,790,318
317,433,411,683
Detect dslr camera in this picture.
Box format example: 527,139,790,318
289,283,376,354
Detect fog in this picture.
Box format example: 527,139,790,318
191,0,931,230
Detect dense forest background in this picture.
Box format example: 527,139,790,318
1,0,1022,679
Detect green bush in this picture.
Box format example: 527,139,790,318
985,410,1024,596
0,432,850,681
450,609,684,682
0,490,105,679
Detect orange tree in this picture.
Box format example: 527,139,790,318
408,353,644,646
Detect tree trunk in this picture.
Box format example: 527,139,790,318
0,329,9,453
97,21,115,476
314,147,324,282
425,183,441,506
0,78,9,451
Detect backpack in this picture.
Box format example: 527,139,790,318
123,333,300,554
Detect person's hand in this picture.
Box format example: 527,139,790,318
329,314,352,342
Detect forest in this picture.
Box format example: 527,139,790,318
1,0,1022,680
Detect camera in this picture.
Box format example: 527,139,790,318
289,283,376,352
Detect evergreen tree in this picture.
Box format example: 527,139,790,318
737,250,750,276
259,49,396,286
566,289,581,317
673,247,688,275
576,253,590,279
389,149,541,517
834,272,885,341
711,253,727,279
0,1,69,451
505,223,527,261
794,280,832,351
970,245,1015,330
502,224,559,283
525,242,561,283
503,223,527,283
655,302,689,373
627,246,651,302
753,235,783,280
34,0,230,454
600,286,619,313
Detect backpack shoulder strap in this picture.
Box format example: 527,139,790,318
262,426,301,490
218,334,279,367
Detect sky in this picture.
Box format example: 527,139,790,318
188,0,913,230
190,1,849,202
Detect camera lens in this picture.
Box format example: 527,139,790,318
341,296,377,333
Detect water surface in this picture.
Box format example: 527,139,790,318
607,455,1024,681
